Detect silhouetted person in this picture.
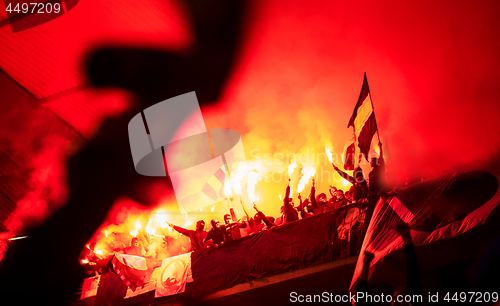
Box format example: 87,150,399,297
122,237,144,256
253,204,276,230
310,178,328,214
222,213,246,242
333,165,368,203
297,194,313,218
205,219,225,247
169,220,208,252
331,189,348,210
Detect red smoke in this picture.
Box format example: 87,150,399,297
3,0,500,261
204,0,500,185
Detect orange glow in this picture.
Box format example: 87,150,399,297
247,171,259,203
297,166,316,193
288,162,297,177
325,147,333,164
224,179,233,197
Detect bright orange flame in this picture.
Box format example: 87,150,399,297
288,162,297,177
247,171,259,203
224,179,233,197
211,205,215,212
95,249,103,256
145,218,155,236
130,219,142,237
297,166,316,193
325,147,333,163
104,231,108,238
279,195,282,200
81,259,89,264
156,210,168,228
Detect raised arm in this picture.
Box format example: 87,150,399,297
310,186,318,211
253,204,275,228
168,222,191,237
332,164,355,184
284,183,291,201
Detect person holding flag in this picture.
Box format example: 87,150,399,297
368,142,386,198
331,164,368,204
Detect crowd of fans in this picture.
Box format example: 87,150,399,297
158,143,388,256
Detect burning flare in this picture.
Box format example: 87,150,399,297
247,171,259,203
288,162,297,177
297,166,316,193
325,147,333,164
224,179,233,198
130,220,142,237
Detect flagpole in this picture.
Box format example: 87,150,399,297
365,73,383,155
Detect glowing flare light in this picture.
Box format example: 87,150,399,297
325,147,333,164
130,220,142,237
297,166,316,193
288,162,297,177
247,171,259,203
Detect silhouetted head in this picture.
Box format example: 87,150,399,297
391,286,410,306
306,204,313,213
224,214,231,224
354,167,365,183
131,237,140,248
370,157,379,167
254,213,262,224
335,189,344,200
196,220,205,231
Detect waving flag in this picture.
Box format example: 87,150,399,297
201,167,228,203
348,73,378,161
349,168,500,299
155,253,193,297
343,139,358,170
111,253,149,291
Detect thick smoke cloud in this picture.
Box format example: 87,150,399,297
3,0,500,261
0,73,82,260
204,0,500,191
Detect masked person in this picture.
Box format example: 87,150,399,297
168,220,207,252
